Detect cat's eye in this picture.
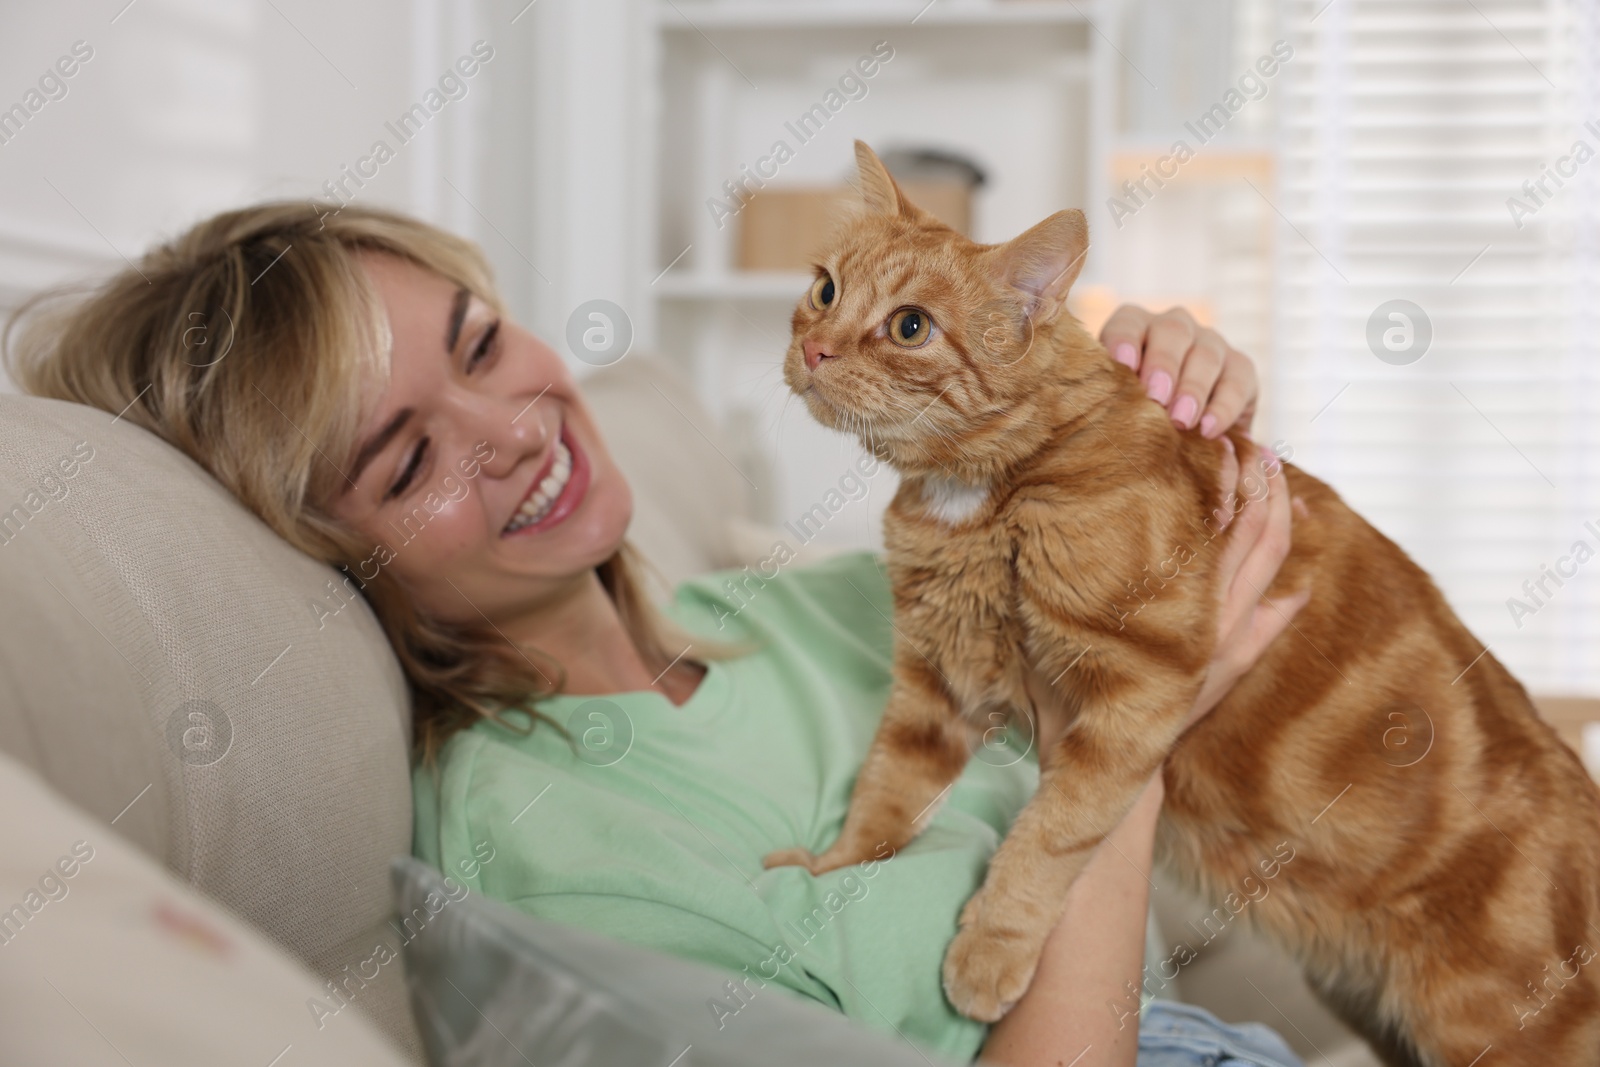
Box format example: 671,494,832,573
887,307,933,348
808,272,837,310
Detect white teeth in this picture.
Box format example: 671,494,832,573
504,441,573,533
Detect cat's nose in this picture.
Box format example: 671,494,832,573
802,339,834,371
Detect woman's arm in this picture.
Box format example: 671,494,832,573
978,768,1166,1066
980,438,1306,1067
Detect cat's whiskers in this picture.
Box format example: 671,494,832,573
876,393,931,436
773,389,801,450
742,359,787,400
849,391,973,480
848,403,898,458
752,374,794,427
810,386,970,478
883,392,959,444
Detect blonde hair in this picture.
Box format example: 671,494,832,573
4,200,706,768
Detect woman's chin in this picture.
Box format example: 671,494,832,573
580,492,633,564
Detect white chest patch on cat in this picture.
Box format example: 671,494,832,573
921,474,990,526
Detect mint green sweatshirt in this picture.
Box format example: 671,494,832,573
413,551,1159,1062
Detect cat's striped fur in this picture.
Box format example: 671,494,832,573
764,141,1600,1065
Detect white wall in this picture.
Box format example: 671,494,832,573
0,0,542,384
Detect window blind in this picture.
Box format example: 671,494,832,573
1270,0,1599,693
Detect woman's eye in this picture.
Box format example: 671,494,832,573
385,436,429,500
466,319,501,370
887,307,933,348
808,272,836,310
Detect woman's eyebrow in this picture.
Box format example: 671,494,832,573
341,288,470,497
345,407,414,493
445,287,470,352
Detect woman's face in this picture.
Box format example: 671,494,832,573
329,252,632,626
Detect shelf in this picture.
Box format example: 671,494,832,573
640,0,1116,550
654,271,812,301
656,0,1096,30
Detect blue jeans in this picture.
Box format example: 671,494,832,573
1139,1000,1305,1067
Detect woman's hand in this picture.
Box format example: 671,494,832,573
1099,304,1258,439
1025,439,1305,765
1180,438,1308,734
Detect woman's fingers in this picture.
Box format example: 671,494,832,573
1197,348,1258,438
1240,586,1311,665
1179,446,1305,732
1212,443,1270,569
1222,448,1296,643
1210,444,1272,639
1230,447,1292,602
1138,308,1199,408
1210,436,1240,532
1168,330,1228,430
1098,304,1263,436
1099,304,1153,371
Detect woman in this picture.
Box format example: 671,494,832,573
6,203,1308,1067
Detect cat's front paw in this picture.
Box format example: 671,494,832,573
942,917,1043,1023
762,839,878,875
761,847,819,872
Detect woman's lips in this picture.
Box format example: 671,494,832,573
503,425,590,538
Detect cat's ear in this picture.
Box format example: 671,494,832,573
991,210,1089,324
853,140,913,218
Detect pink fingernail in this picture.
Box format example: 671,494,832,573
1171,395,1198,427
1114,342,1138,369
1220,434,1235,457
1199,413,1218,437
1147,370,1173,405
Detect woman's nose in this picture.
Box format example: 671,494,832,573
468,393,552,477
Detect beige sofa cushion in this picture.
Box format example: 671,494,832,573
0,355,763,1062
0,746,412,1066
582,354,755,592
0,395,424,1062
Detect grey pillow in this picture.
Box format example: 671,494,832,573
391,856,972,1067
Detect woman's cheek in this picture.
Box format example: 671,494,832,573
384,496,487,582
426,497,489,558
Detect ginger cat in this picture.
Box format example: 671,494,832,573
764,142,1600,1065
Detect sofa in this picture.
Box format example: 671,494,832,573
0,353,880,1065
2,351,1593,1065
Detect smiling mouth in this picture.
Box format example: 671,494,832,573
502,425,587,535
